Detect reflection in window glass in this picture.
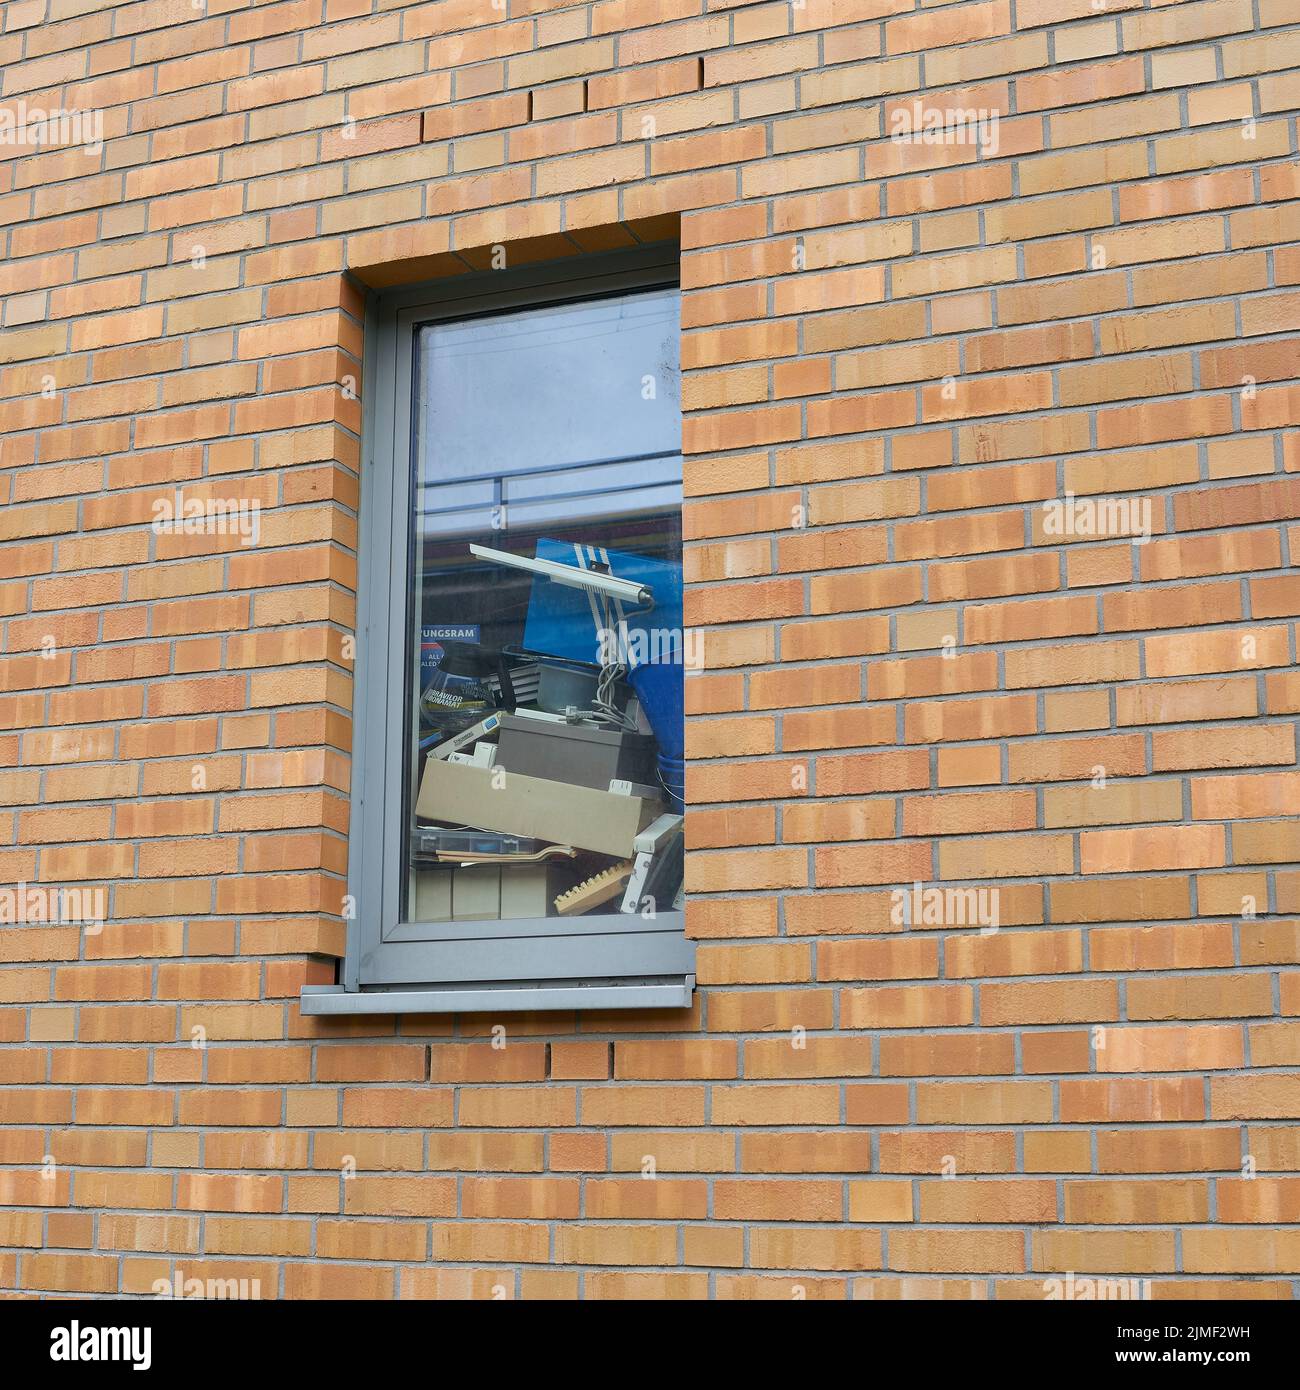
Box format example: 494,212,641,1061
403,286,686,930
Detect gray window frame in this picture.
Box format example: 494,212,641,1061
302,243,695,1016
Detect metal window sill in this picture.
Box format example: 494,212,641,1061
299,976,695,1016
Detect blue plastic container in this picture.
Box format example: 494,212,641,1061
656,754,686,811
628,660,684,810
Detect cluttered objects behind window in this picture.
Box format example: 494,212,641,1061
403,285,686,931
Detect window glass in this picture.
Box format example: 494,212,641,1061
403,286,685,928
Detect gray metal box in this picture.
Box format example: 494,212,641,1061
495,714,656,790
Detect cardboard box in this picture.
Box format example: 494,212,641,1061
416,757,663,859
410,863,573,921
501,864,571,917
451,865,501,921
412,870,452,921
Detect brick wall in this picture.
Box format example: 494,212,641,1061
2,0,1299,1299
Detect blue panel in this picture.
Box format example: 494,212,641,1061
522,537,684,669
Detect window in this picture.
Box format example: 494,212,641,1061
303,244,695,1015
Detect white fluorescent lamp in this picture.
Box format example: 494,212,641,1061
469,543,652,607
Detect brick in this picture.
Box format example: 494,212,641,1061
890,1229,1025,1274
1035,1230,1176,1275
